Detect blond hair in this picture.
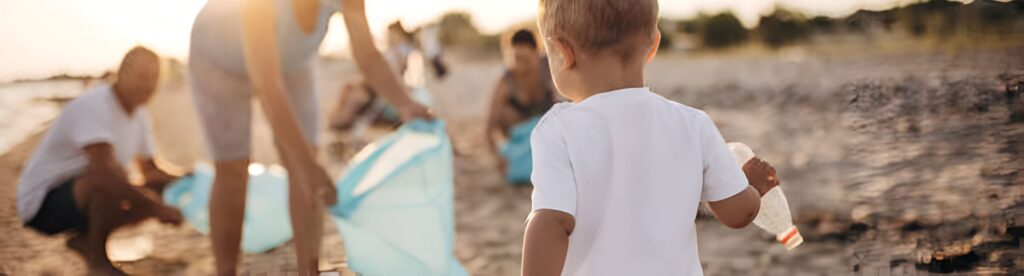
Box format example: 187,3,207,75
539,0,659,55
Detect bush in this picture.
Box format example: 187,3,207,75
657,19,675,50
897,0,961,36
701,13,749,49
438,12,497,49
809,16,836,33
757,8,812,48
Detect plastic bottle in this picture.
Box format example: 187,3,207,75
727,142,803,251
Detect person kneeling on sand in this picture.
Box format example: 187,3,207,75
16,47,186,275
486,28,557,181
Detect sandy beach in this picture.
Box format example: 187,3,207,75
1,37,1022,274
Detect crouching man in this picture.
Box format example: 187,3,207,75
16,47,186,275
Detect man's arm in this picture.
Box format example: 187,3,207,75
340,0,430,121
82,144,163,204
522,209,575,276
83,143,129,183
136,157,185,184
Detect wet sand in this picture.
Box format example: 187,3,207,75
1,41,1022,275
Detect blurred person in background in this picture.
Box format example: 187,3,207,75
188,0,431,274
485,29,557,182
329,21,419,132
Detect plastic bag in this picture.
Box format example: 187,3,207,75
330,120,466,276
163,163,293,253
501,116,540,184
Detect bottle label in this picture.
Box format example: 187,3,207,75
777,225,803,250
777,226,799,244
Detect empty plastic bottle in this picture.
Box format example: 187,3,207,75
728,142,803,251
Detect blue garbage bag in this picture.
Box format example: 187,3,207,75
330,120,466,276
501,116,540,184
163,163,293,253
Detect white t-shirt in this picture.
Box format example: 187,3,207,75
530,87,749,276
17,85,155,222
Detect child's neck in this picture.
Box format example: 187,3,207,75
568,57,646,102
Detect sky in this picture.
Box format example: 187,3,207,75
0,0,928,82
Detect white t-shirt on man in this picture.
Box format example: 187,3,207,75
530,87,749,276
17,84,155,222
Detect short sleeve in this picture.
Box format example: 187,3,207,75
136,111,156,158
68,105,114,148
698,114,749,202
529,115,577,217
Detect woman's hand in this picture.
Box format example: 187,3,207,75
399,101,433,122
294,162,338,207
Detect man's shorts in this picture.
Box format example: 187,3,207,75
25,178,89,235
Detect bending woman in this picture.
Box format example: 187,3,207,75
188,0,429,274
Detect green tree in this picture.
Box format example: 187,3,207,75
757,8,812,48
701,12,748,49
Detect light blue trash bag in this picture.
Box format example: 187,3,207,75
163,163,293,253
330,120,467,276
501,116,540,184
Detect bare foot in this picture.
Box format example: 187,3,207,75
87,263,127,276
66,235,91,261
69,236,127,276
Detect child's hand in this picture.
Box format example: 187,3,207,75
743,157,779,196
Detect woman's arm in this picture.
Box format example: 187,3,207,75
240,0,332,200
340,0,430,121
486,77,509,172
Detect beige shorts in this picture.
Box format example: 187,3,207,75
188,53,320,161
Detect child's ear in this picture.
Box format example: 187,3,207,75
548,36,576,70
646,31,661,64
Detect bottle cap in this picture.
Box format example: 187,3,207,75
776,225,803,251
